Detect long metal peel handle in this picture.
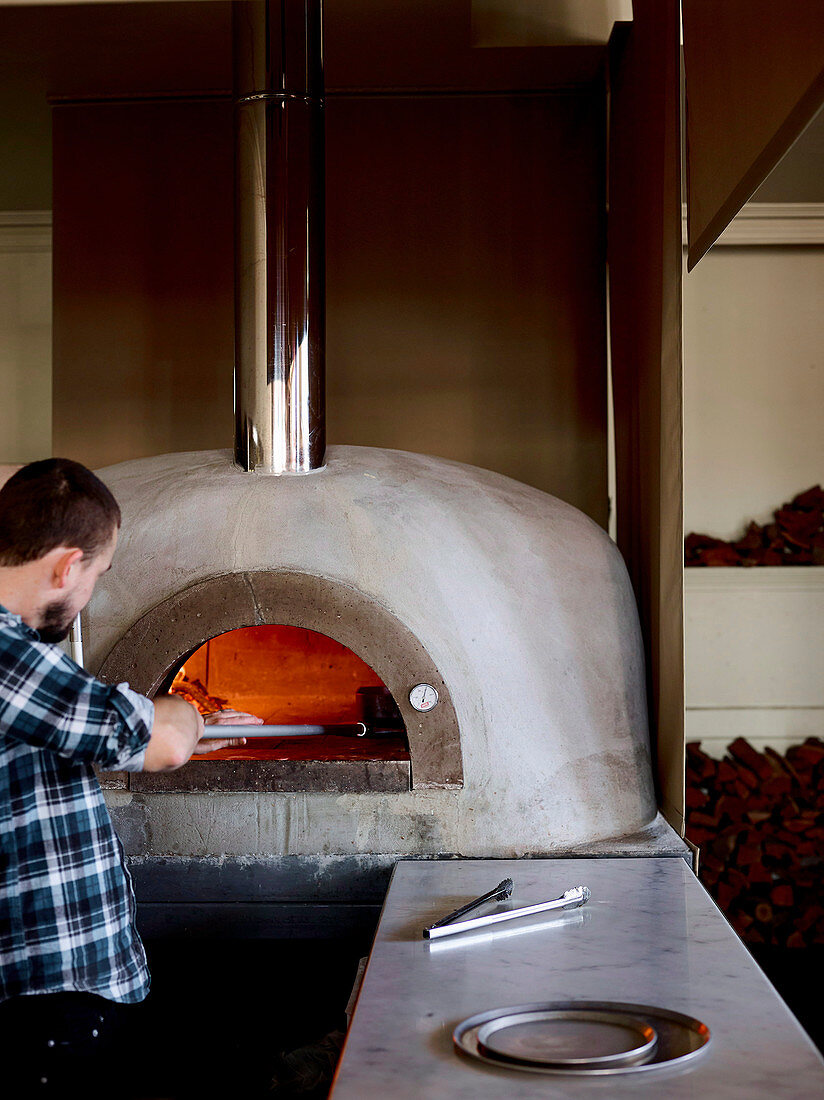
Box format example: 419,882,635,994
201,723,368,738
422,885,591,940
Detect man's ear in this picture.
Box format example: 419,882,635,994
52,548,84,589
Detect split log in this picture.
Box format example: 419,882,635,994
686,735,824,948
685,485,824,566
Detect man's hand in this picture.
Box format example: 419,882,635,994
202,708,264,726
191,708,263,753
143,701,263,768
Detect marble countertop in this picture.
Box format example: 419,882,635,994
330,857,824,1098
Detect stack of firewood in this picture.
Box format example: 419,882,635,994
170,673,229,715
685,485,824,566
686,737,824,947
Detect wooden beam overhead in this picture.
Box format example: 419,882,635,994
608,0,684,830
683,0,824,269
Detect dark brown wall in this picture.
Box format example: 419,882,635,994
326,92,607,520
52,100,235,467
53,88,609,523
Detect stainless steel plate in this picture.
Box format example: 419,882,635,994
476,1008,657,1069
454,1001,711,1076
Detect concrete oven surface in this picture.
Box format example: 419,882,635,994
87,445,661,860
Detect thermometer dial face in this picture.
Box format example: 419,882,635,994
409,683,439,712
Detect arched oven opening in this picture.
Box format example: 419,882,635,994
96,570,463,795
162,624,409,765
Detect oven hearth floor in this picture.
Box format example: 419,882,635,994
196,733,410,762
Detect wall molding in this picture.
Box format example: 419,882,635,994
682,202,824,247
0,211,52,254
685,565,824,593
5,205,822,254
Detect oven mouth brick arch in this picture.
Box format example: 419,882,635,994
96,570,463,792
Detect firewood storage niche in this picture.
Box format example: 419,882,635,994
96,571,462,794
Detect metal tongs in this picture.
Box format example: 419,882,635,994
422,880,591,940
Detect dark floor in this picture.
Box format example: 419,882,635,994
130,936,371,1100
752,946,824,1054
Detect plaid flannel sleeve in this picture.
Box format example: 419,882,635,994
0,639,153,771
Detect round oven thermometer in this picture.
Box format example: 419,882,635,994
409,683,439,712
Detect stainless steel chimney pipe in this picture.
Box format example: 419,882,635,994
233,0,326,473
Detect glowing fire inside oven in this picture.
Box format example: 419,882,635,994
168,625,409,762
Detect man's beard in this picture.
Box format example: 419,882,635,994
38,599,75,644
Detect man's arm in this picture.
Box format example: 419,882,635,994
0,641,156,769
142,697,250,772
143,696,204,772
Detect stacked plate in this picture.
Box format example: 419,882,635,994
454,1000,710,1076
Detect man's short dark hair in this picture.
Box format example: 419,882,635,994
0,458,121,567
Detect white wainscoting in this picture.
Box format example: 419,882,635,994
685,567,824,755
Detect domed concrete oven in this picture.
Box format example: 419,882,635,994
78,1,684,934
86,445,659,861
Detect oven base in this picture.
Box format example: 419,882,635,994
127,814,689,940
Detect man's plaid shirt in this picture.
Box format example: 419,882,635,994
0,605,153,1004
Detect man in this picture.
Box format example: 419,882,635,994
0,458,259,1093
